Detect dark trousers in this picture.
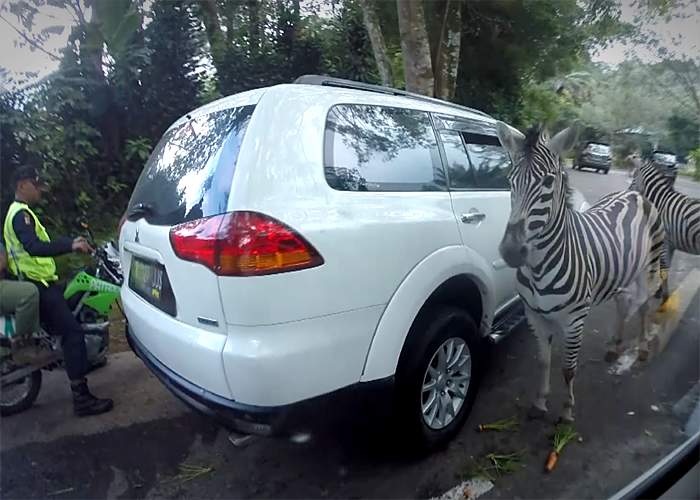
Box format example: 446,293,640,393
34,282,87,380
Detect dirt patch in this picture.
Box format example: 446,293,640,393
109,308,129,353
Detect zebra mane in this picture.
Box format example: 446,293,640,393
562,170,574,210
523,124,544,156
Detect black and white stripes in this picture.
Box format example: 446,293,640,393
496,123,665,422
631,158,700,270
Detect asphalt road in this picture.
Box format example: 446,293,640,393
2,168,699,500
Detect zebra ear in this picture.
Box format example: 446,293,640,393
495,121,525,155
549,126,578,156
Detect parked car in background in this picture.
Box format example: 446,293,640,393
652,150,678,182
119,76,588,451
574,142,612,174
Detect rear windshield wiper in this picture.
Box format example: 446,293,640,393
127,202,154,221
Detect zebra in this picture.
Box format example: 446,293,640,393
495,122,666,423
629,156,700,278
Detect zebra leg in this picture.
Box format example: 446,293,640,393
607,293,629,362
526,311,553,419
561,321,586,423
659,241,673,302
638,299,651,361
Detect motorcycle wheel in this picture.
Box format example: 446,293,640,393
1,370,42,416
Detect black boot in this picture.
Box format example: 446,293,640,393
71,379,113,417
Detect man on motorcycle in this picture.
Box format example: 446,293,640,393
2,166,113,416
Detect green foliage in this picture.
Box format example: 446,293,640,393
314,0,379,83
140,0,204,142
689,148,700,181
666,113,699,160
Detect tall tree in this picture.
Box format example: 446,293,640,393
357,0,393,86
431,0,461,99
140,0,204,142
396,0,433,95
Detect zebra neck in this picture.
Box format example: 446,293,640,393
641,165,675,208
527,205,574,278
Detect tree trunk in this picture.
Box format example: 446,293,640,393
247,0,260,52
396,0,433,96
199,0,227,73
358,0,393,86
433,0,461,100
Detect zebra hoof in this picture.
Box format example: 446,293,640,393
604,350,620,363
527,405,548,420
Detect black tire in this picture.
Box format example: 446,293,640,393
603,169,609,175
1,370,42,416
394,306,484,453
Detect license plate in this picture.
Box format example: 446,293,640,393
129,258,176,316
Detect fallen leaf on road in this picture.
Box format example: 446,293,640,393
644,430,653,437
477,416,519,432
650,405,660,412
627,411,635,416
164,463,214,484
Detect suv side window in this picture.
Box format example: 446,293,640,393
439,130,476,189
463,135,511,190
438,128,511,190
324,104,445,192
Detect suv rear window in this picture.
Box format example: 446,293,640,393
127,105,255,225
587,143,610,155
324,104,445,192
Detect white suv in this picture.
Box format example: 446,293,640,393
120,76,527,449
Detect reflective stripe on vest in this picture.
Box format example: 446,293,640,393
3,201,58,286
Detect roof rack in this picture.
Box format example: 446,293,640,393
293,75,491,119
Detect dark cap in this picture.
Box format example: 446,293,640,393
13,165,45,187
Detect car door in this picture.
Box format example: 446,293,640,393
433,114,517,309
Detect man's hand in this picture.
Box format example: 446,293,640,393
72,237,94,254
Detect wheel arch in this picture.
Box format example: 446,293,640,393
360,245,494,382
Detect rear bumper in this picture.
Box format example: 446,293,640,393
127,327,394,436
579,158,610,169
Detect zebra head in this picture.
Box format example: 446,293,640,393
495,122,578,268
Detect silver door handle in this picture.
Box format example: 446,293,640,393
461,212,486,224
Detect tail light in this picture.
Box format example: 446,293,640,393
169,211,324,276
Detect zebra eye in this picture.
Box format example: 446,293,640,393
541,174,555,189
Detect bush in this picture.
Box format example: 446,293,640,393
688,148,700,181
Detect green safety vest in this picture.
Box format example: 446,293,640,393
3,201,58,286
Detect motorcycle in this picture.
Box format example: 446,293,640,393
0,223,123,416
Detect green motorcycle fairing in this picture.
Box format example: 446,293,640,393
63,271,120,316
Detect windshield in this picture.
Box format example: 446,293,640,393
127,106,254,225
587,143,610,155
654,152,676,164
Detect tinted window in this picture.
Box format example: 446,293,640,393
465,141,511,189
438,130,511,190
588,143,611,155
439,131,476,189
128,106,254,225
324,104,445,192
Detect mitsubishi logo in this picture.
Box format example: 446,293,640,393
134,228,140,243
